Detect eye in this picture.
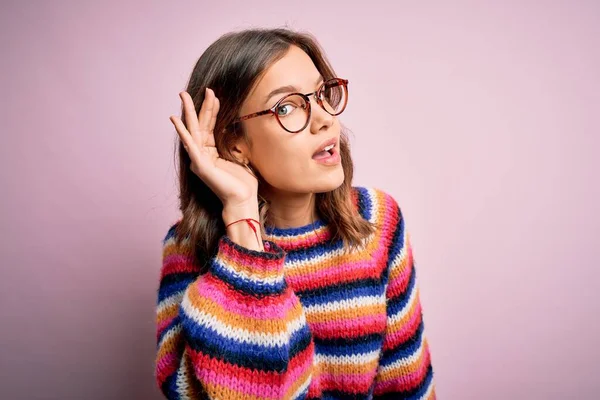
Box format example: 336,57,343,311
276,103,296,117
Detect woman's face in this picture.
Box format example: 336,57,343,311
235,45,345,195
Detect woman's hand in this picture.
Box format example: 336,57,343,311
169,88,258,209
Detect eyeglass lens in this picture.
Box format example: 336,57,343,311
275,80,347,132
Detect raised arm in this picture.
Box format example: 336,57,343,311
155,222,316,399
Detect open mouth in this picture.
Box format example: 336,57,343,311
312,143,336,160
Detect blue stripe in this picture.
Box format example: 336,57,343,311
314,333,383,356
355,186,374,222
157,273,196,303
380,321,424,363
407,366,434,400
181,308,312,372
209,258,286,296
161,373,183,400
284,238,346,262
382,203,405,288
297,278,382,307
386,264,416,317
158,279,191,303
162,222,180,244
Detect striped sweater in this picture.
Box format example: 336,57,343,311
155,186,435,399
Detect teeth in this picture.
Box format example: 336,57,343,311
323,144,334,152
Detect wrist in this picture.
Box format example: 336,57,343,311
222,202,260,226
222,203,262,251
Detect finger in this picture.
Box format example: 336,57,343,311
170,115,194,150
170,114,204,156
180,91,201,139
171,114,213,170
208,95,219,132
170,115,227,190
199,88,215,133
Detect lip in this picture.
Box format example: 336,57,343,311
312,146,341,165
312,137,338,157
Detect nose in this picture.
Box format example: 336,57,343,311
309,93,334,133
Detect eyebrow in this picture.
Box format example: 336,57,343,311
264,75,324,106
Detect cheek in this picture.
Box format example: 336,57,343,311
254,143,320,191
257,144,308,178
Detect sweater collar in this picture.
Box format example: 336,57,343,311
263,217,333,252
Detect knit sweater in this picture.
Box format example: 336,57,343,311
155,186,435,400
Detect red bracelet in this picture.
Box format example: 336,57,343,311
225,218,261,247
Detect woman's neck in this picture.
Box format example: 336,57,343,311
263,189,318,229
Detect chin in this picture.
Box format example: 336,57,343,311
313,168,345,193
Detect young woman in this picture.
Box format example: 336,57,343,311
155,28,436,400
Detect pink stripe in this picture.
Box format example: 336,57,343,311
156,352,179,382
285,195,395,289
280,344,314,395
387,252,413,294
376,193,398,233
287,248,386,288
319,370,375,388
310,314,386,335
274,231,330,250
195,346,313,398
196,370,281,399
219,246,283,274
197,276,297,320
157,316,176,337
163,253,193,264
385,299,422,350
277,232,322,246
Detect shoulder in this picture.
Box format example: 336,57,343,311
161,219,191,256
351,186,411,257
160,218,199,270
162,219,182,244
351,185,403,225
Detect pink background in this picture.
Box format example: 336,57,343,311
1,1,599,399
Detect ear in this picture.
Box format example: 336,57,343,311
229,139,250,164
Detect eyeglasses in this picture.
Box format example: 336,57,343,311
232,78,349,133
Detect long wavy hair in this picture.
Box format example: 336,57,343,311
172,27,376,272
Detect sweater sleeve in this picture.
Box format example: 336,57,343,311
155,223,315,400
373,199,436,399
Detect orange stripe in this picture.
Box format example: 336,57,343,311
426,383,437,399
202,381,276,400
307,303,385,323
319,358,379,375
156,302,179,325
162,239,193,257
388,233,412,284
156,328,181,359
